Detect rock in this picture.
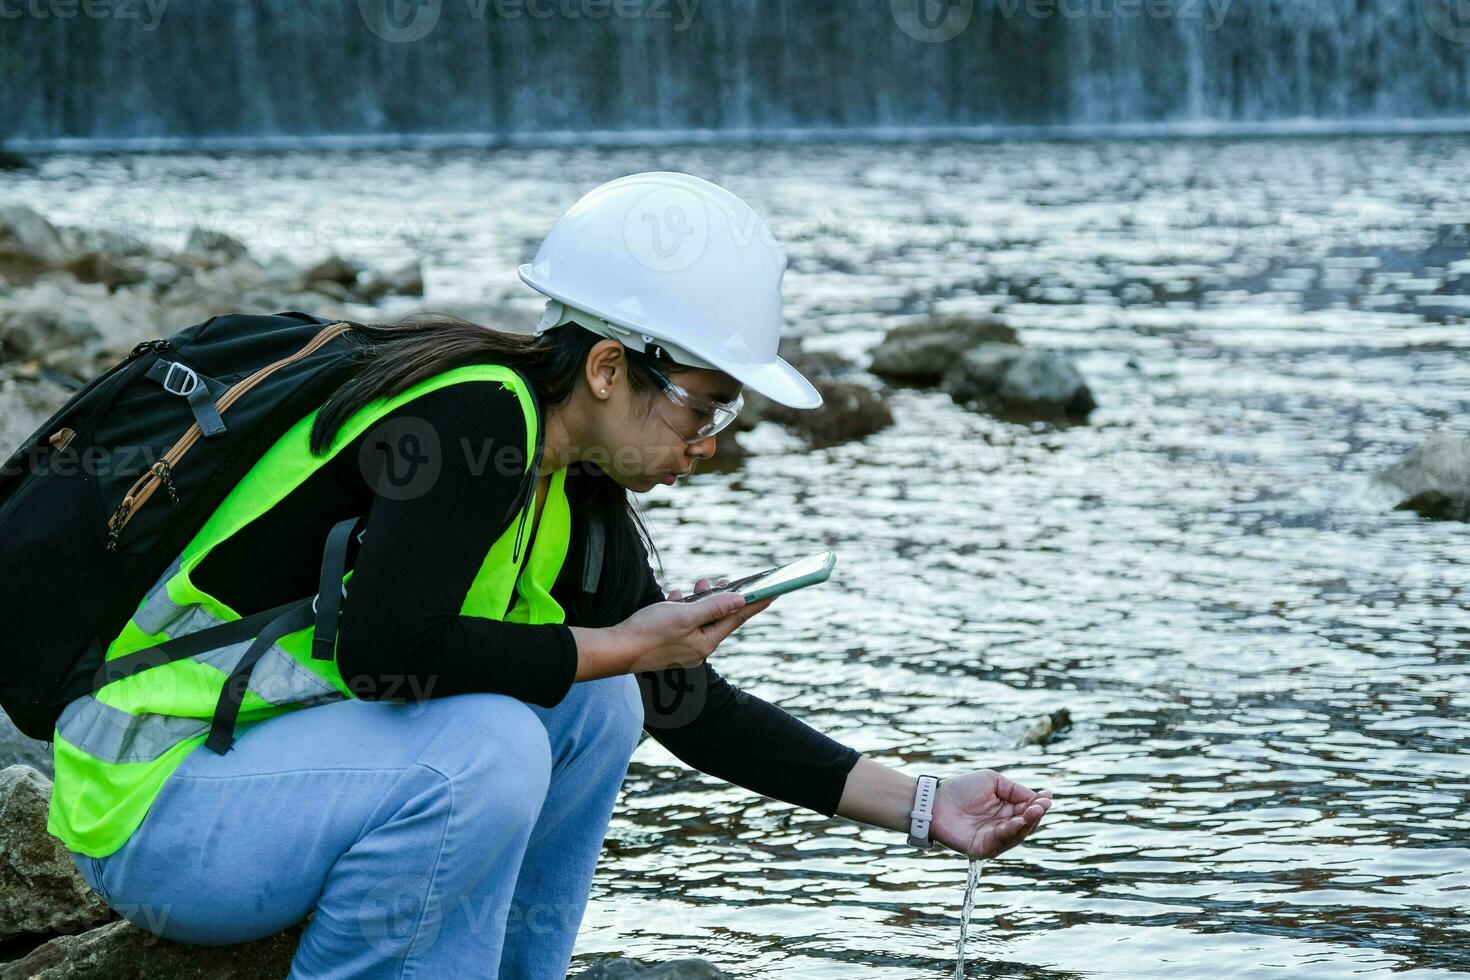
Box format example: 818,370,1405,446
158,259,269,314
1018,708,1073,747
0,298,104,362
569,956,736,979
869,317,1019,385
777,336,855,381
0,145,33,171
0,207,69,274
756,380,894,449
182,227,249,264
941,343,1096,422
0,712,54,777
61,253,148,293
0,767,111,939
1378,430,1470,521
358,259,424,302
0,374,74,458
0,279,158,366
0,919,303,980
299,254,359,290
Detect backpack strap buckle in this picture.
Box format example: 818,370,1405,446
160,361,200,397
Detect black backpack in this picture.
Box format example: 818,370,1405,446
0,311,375,744
1,309,550,750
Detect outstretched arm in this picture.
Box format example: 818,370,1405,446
836,757,1053,859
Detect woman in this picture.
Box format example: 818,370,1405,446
52,173,1053,978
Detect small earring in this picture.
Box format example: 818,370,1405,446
599,388,607,396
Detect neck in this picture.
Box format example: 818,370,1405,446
539,402,579,477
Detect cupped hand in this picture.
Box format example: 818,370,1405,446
928,771,1053,861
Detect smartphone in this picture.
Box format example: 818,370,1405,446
675,552,837,604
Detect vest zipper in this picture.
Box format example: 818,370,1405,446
105,321,352,551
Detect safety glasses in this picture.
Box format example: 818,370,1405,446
642,361,744,443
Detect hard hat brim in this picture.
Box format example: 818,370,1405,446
519,264,824,410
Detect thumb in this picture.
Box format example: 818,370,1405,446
687,591,746,625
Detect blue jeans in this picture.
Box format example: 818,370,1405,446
68,674,645,980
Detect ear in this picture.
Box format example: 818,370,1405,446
585,339,626,397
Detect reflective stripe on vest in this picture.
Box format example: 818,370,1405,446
48,364,573,858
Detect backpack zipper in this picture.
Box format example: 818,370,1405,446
105,321,352,551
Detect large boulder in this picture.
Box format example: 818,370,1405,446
0,767,111,939
0,279,160,370
298,254,360,290
0,919,303,980
0,207,70,275
941,343,1096,422
1378,430,1470,521
0,765,306,979
181,227,250,267
869,316,1019,385
753,380,894,449
358,259,425,302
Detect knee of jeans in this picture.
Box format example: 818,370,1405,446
591,674,645,759
425,693,552,816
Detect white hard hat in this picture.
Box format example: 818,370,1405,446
518,172,822,410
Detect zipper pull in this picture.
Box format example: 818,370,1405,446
126,339,170,362
153,460,179,505
105,495,135,552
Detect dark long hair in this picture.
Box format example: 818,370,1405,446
306,311,684,627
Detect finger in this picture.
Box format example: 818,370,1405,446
731,596,775,624
694,577,713,593
667,589,683,601
715,577,730,587
703,596,771,644
689,592,747,626
995,775,1038,805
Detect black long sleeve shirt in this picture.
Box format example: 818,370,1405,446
191,379,862,816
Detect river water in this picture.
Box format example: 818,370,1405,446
5,134,1469,977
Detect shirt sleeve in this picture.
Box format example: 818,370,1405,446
632,566,863,818
335,380,581,708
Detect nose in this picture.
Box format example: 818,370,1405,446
689,434,717,461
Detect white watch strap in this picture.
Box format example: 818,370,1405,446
907,774,939,849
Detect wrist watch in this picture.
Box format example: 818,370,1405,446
907,774,940,850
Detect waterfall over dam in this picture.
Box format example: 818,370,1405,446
4,0,1470,148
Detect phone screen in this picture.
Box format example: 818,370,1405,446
676,552,835,603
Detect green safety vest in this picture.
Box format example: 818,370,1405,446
48,364,572,858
